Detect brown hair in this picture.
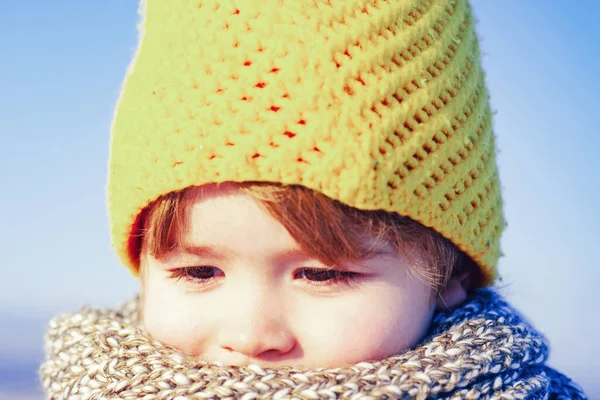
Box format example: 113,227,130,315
132,182,482,294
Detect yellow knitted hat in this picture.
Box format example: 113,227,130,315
108,0,505,286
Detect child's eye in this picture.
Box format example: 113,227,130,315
169,266,224,284
294,268,359,286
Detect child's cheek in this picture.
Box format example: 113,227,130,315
141,282,211,357
295,293,433,366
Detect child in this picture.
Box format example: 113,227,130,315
41,0,587,398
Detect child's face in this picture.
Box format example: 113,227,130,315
140,184,445,369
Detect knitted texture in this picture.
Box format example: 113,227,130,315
108,0,505,285
40,289,586,399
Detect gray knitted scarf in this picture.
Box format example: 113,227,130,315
40,289,586,399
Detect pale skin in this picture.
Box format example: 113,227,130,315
140,183,467,369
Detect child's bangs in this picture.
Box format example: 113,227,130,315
137,189,190,261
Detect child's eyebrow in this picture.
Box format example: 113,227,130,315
178,244,228,259
271,248,316,265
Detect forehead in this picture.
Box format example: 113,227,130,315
183,184,301,256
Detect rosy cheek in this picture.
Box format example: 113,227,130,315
303,303,430,366
143,299,175,341
142,296,206,356
336,315,406,362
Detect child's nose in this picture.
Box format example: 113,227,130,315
216,295,296,361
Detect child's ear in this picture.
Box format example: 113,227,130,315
435,276,467,311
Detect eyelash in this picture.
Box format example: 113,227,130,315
168,267,360,287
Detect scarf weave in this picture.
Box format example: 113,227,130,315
40,289,586,399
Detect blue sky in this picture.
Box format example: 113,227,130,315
1,1,599,397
